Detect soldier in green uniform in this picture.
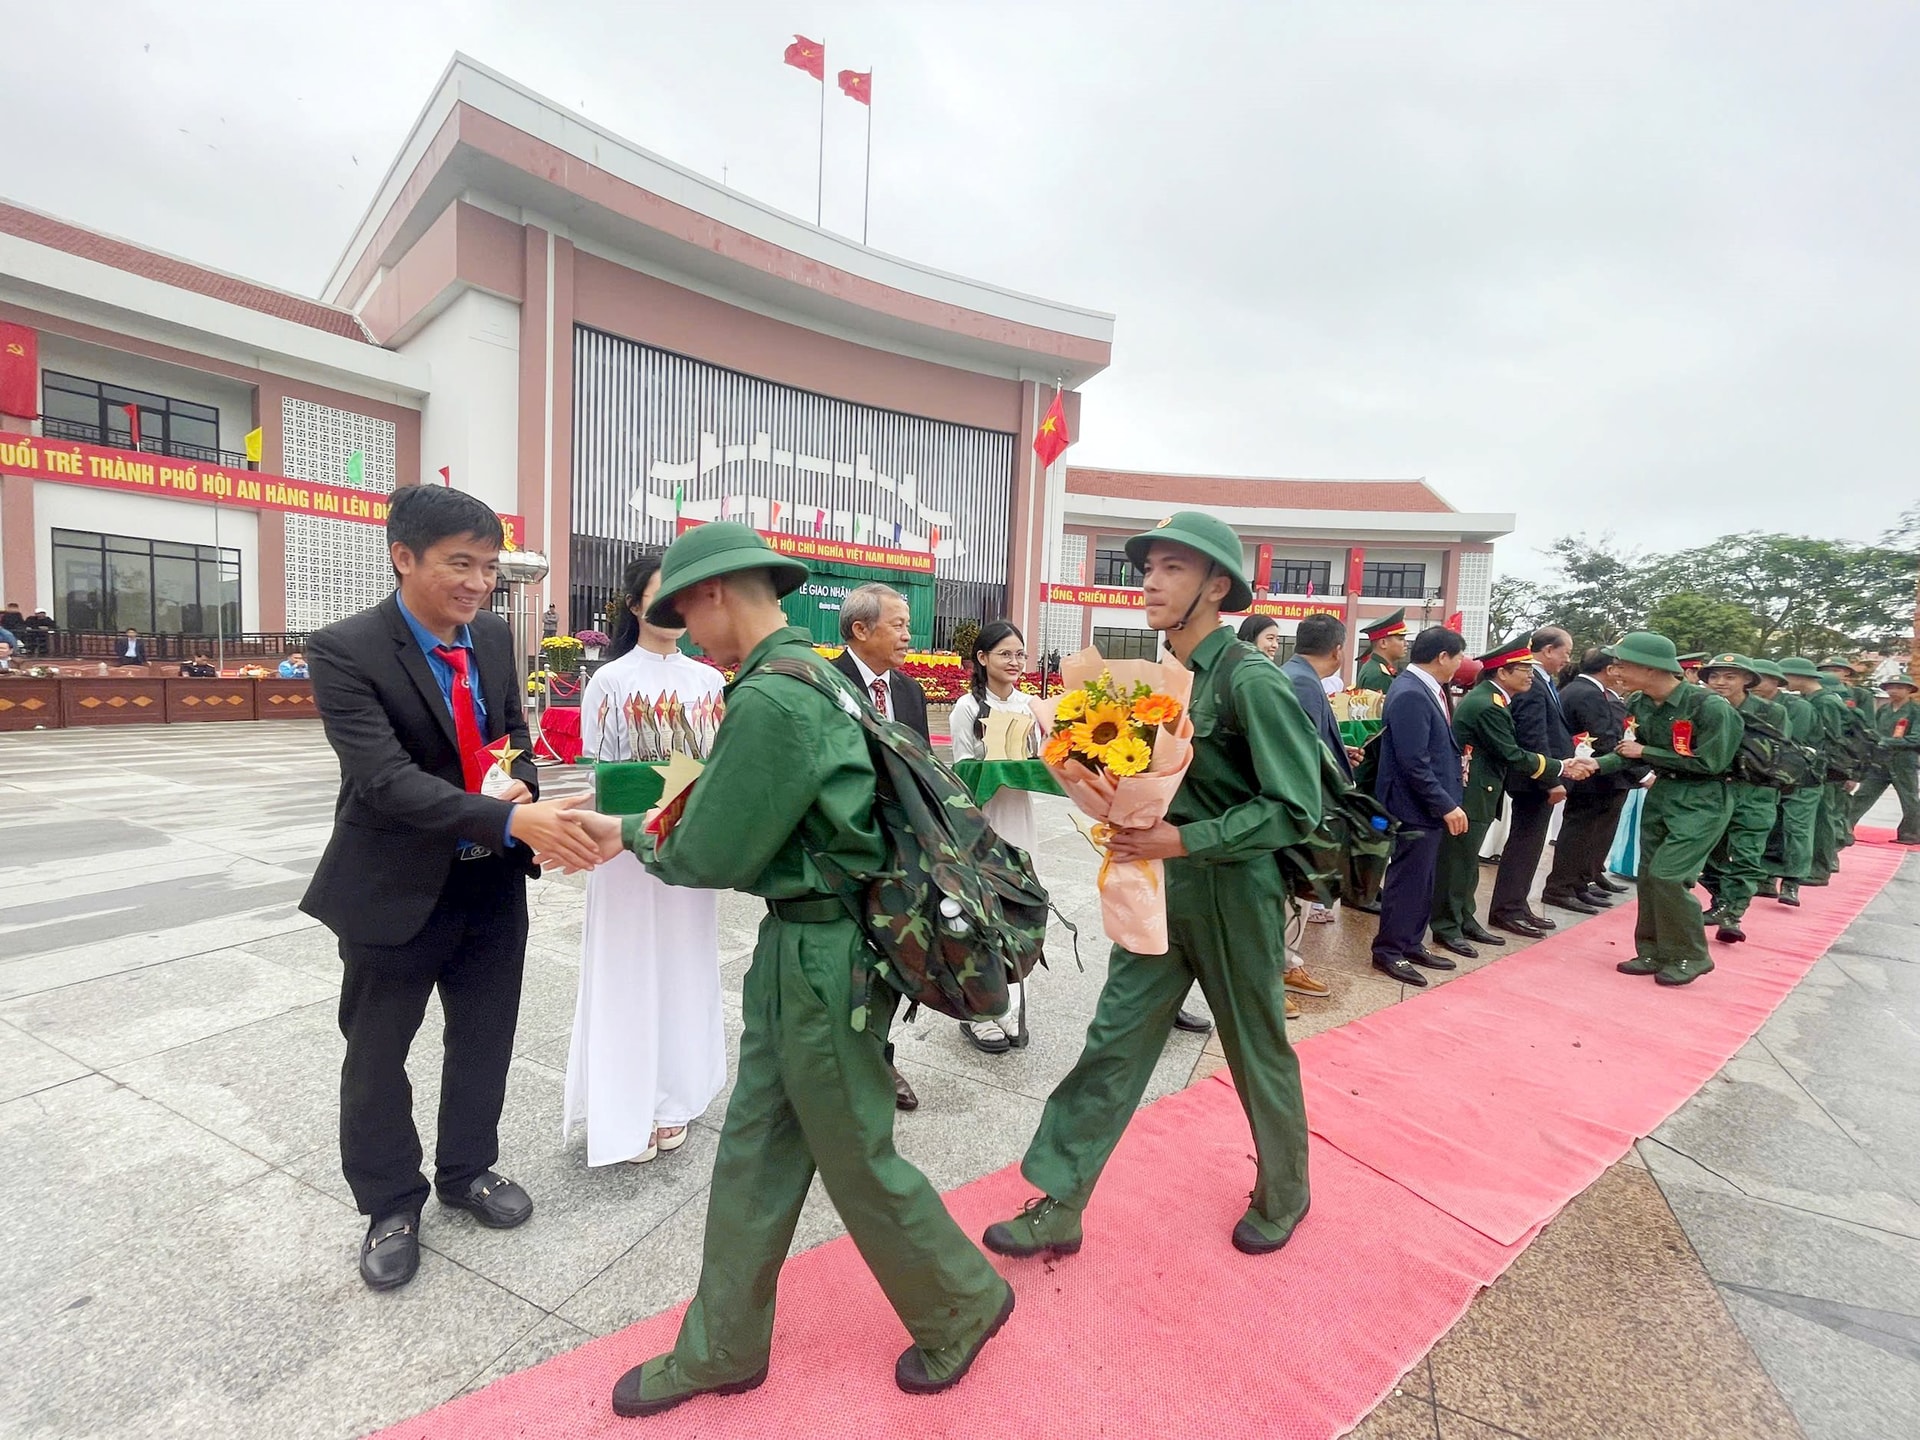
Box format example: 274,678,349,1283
574,524,1013,1416
1430,635,1593,946
1593,633,1742,986
1819,657,1874,850
1819,656,1879,717
1796,663,1859,883
1355,608,1409,694
1758,664,1812,906
1697,655,1785,944
1775,657,1845,891
1850,674,1920,843
982,512,1323,1261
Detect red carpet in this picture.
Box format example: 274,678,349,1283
376,840,1904,1440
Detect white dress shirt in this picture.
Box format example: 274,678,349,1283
848,651,894,721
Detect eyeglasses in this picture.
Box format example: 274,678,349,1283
988,649,1027,662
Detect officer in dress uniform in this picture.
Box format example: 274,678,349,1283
1355,608,1409,694
1593,633,1742,986
575,524,1013,1416
1697,655,1785,944
1677,653,1709,685
981,512,1323,1263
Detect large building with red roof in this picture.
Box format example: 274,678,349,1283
0,54,1508,672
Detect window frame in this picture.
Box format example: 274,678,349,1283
50,527,242,636
1361,561,1427,600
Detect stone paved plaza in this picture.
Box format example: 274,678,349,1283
3,720,1917,1439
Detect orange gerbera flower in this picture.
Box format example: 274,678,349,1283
1131,693,1183,728
1070,701,1131,758
1042,732,1075,766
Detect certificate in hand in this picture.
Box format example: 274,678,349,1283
983,708,1036,761
644,750,705,842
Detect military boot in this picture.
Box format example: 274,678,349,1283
1656,954,1716,987
1777,881,1801,907
982,1196,1083,1259
1616,955,1663,976
611,1354,769,1419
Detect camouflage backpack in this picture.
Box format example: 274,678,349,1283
761,657,1053,1025
1211,641,1400,908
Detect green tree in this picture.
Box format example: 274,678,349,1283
1642,592,1757,657
1487,574,1546,643
1646,532,1913,656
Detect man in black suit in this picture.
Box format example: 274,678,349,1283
303,486,600,1291
112,627,148,665
1371,627,1471,983
831,582,930,743
831,582,928,1110
1489,626,1577,930
1544,647,1640,905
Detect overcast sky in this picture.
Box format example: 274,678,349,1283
5,1,1916,580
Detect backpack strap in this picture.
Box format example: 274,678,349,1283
1208,638,1270,737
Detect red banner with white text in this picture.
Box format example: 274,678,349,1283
676,516,934,574
1044,583,1333,621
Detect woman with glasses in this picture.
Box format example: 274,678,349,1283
947,619,1043,1054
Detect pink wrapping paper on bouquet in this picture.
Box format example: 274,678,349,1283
1029,647,1195,954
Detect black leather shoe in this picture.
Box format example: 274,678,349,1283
1578,886,1615,907
1173,1008,1213,1034
891,1064,920,1111
1372,955,1429,986
1522,909,1558,930
360,1210,421,1291
1461,920,1506,946
1594,876,1632,894
1543,891,1602,915
1434,937,1479,960
1404,946,1458,971
1715,921,1748,944
1490,913,1547,938
896,1283,1016,1395
438,1172,532,1229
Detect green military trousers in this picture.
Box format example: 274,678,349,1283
668,910,1006,1384
1850,758,1920,843
1810,782,1848,881
1770,784,1821,883
1021,857,1310,1233
1429,819,1491,945
1702,784,1779,923
1632,779,1734,980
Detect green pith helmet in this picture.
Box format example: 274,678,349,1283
1817,655,1859,674
1124,511,1254,613
1776,656,1823,679
1701,652,1761,683
645,521,809,627
1746,657,1786,683
1882,674,1920,693
1603,632,1685,675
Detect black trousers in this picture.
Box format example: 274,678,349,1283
1490,792,1554,919
1373,824,1442,960
1546,789,1626,892
337,858,528,1218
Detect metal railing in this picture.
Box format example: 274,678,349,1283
39,417,256,471
36,630,313,662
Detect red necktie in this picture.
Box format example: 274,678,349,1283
433,644,487,792
871,676,889,718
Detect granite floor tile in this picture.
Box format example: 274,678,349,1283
1429,1164,1803,1440
0,1018,90,1102
1347,1393,1442,1439
0,948,336,1070
456,1315,597,1397
1718,1286,1920,1440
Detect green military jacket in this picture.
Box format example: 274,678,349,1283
1808,681,1854,770
1875,698,1920,752
1778,689,1819,750
625,627,886,898
1173,627,1325,865
1355,652,1397,694
1452,678,1564,824
1597,681,1741,781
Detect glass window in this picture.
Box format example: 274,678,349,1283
54,543,107,631
1093,626,1161,661
1272,559,1332,595
169,414,219,451
40,370,222,460
1362,562,1427,599
1090,547,1135,587
48,528,242,636
42,386,101,428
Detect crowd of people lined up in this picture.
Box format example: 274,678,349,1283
294,484,1915,1421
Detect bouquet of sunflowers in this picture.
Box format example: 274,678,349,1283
1030,647,1196,955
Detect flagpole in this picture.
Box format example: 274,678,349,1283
816,37,826,226
861,72,873,245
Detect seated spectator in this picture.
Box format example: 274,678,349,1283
112,628,149,665
0,638,16,673
20,609,54,656
278,651,310,679
180,653,219,678
0,600,21,633
0,622,17,654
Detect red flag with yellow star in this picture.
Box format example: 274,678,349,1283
783,35,825,80
1033,389,1070,468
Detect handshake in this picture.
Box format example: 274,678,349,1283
505,795,632,873
1560,756,1599,782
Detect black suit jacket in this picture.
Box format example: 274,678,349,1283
301,595,539,945
113,637,148,664
1560,674,1645,793
1507,661,1575,796
832,650,931,743
1376,669,1463,826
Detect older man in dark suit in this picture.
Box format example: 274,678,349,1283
1371,626,1471,985
1543,647,1639,907
303,486,600,1291
1490,625,1577,928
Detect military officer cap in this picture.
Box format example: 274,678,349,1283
1700,652,1762,683
1603,632,1686,675
1817,655,1860,675
1676,651,1709,671
1360,608,1409,642
1476,633,1534,670
1124,511,1253,612
1746,656,1786,682
646,520,810,627
1776,656,1823,679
